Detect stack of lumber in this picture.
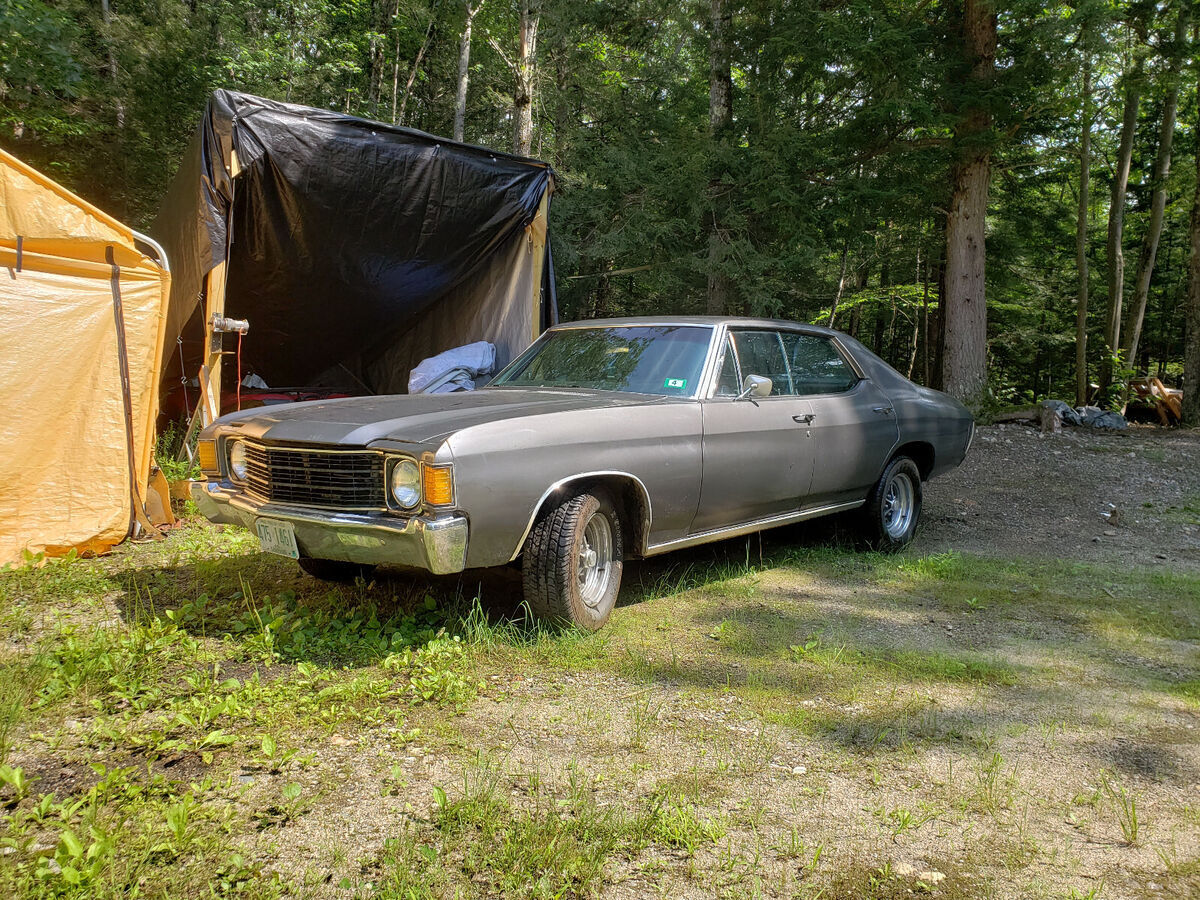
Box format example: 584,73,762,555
1129,377,1182,426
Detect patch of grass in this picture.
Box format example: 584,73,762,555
635,557,760,601
161,577,456,667
1101,773,1141,844
1163,495,1200,526
972,752,1016,814
1167,679,1200,705
420,759,726,898
0,762,283,899
788,633,854,669
458,598,610,669
0,531,493,898
0,550,117,615
818,859,977,899
708,617,757,654
870,649,1018,685
893,551,964,580
369,822,450,897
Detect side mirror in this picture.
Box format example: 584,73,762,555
737,374,772,399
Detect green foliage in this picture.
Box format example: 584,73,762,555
1102,773,1142,844
154,420,199,483
2,0,1194,395
163,579,454,667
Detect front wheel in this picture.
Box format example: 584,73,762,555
859,456,922,551
522,491,624,630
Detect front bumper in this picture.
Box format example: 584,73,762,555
190,482,468,575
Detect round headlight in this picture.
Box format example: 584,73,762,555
390,459,421,509
228,440,248,481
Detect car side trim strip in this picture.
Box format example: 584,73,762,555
642,500,865,556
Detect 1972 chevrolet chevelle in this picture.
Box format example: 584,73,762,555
193,317,974,629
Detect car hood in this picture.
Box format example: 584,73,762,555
215,388,668,446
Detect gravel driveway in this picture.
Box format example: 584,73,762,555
916,423,1200,571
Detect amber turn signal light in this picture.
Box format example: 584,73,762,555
197,439,219,474
422,464,455,506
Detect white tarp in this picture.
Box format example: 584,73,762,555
408,341,497,394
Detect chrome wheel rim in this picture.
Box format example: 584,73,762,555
882,472,915,539
577,511,614,610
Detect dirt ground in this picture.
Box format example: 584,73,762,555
917,424,1200,570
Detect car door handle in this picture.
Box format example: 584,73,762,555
872,406,894,416
793,414,815,424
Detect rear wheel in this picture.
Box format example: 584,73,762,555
859,456,922,551
297,557,377,583
522,491,624,630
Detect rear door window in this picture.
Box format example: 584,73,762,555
781,333,859,395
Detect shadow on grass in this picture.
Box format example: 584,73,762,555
92,513,858,672
102,516,1200,775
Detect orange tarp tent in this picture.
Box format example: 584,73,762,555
0,149,171,565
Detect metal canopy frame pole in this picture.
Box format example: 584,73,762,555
199,147,241,428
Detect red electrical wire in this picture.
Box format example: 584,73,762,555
236,331,243,411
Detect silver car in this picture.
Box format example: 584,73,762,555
193,317,974,629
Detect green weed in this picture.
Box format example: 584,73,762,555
1102,774,1141,844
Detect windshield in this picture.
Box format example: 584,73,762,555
490,325,713,396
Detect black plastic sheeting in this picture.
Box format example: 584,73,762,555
152,90,555,388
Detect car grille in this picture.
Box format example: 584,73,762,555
242,443,386,510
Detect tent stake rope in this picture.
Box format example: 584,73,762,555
106,245,156,538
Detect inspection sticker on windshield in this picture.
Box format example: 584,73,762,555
664,378,687,389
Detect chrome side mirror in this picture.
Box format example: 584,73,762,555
737,374,772,399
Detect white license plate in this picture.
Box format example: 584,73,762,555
255,518,299,559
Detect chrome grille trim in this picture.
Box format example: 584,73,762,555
240,442,387,510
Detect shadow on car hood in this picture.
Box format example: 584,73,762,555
220,388,665,446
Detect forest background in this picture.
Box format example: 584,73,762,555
3,0,1199,418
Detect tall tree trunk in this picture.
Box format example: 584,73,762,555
931,253,946,391
551,49,571,169
397,12,437,125
99,0,125,129
1121,8,1189,379
921,253,931,385
452,1,484,142
875,246,891,356
1100,20,1148,396
368,0,396,116
391,30,402,122
941,0,996,412
706,0,734,316
828,241,849,327
907,247,922,378
1075,39,1091,407
849,261,868,338
1184,37,1200,426
512,0,540,155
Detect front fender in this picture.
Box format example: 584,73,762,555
445,402,703,568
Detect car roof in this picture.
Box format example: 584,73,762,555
550,315,843,338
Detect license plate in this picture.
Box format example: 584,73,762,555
255,518,299,559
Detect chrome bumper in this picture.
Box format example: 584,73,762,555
190,482,468,575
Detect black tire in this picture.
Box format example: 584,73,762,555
522,491,624,631
297,557,377,583
859,456,922,551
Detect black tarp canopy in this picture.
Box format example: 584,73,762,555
153,90,556,402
